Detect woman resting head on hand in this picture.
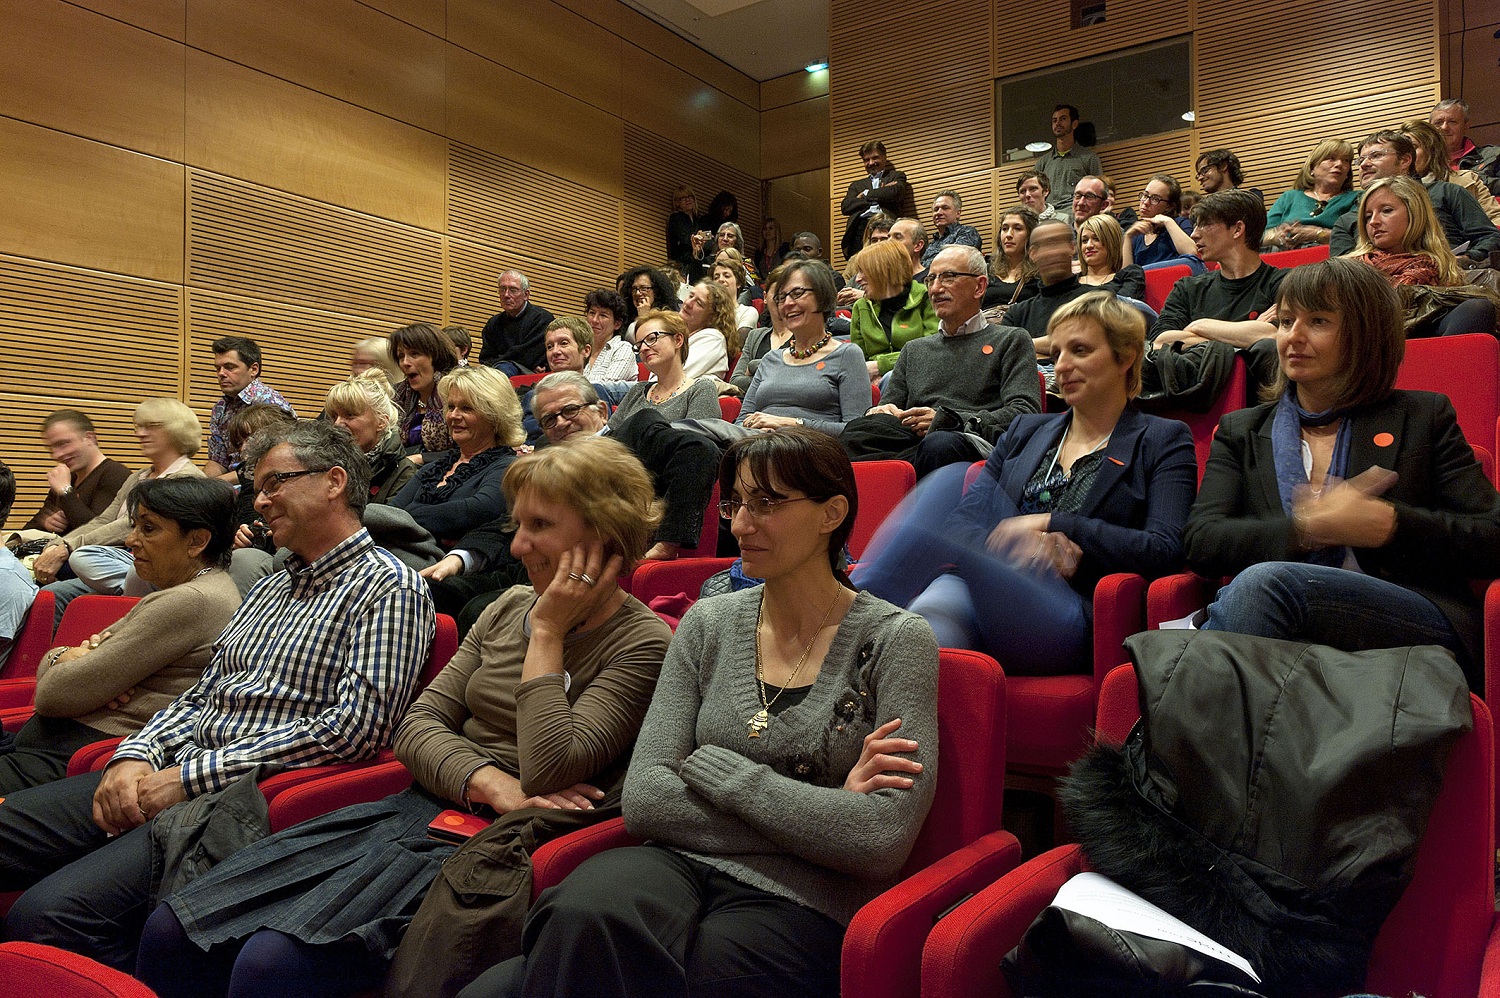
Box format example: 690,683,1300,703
468,427,941,998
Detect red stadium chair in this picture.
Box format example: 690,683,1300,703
849,460,916,560
0,595,140,724
636,363,649,381
509,373,546,390
3,589,55,681
1396,334,1499,459
531,649,1019,998
1261,245,1330,268
0,941,157,997
1151,355,1248,481
922,665,1496,998
629,557,735,613
1143,264,1191,313
718,396,741,422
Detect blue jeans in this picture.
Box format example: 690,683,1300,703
852,463,1089,675
1203,562,1461,658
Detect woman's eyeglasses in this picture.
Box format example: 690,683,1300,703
718,496,818,519
635,330,670,352
771,287,814,305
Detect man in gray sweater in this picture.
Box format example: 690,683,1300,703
863,246,1041,477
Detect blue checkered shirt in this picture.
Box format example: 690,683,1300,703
114,528,435,796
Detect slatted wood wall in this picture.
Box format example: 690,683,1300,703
1,0,764,528
830,0,1446,267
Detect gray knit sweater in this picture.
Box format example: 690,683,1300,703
622,588,939,926
884,321,1040,442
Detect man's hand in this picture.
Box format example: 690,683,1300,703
93,759,155,835
899,407,937,437
419,554,465,583
135,766,188,821
32,544,69,585
41,509,69,533
46,464,72,494
867,403,902,419
643,542,680,562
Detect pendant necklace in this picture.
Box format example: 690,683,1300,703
748,587,842,738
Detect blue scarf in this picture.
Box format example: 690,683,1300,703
1271,390,1352,566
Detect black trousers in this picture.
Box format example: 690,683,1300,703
459,845,845,998
0,715,110,794
0,768,157,970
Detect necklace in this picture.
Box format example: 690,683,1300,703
748,587,843,738
648,377,688,405
787,332,832,360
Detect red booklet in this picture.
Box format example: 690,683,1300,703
427,809,492,843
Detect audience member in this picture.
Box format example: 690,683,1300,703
850,239,938,381
1330,129,1499,260
32,399,204,619
1431,97,1481,171
1194,148,1262,201
1123,174,1200,269
324,371,418,504
857,246,1040,477
1015,170,1067,223
534,372,718,562
391,322,461,461
1037,104,1103,209
0,419,435,969
921,191,984,265
136,436,670,998
469,428,939,998
1077,213,1146,299
392,366,523,570
678,281,734,379
1071,174,1114,226
887,218,930,282
666,184,707,267
22,410,131,536
712,248,761,331
349,336,403,383
204,336,294,482
618,266,682,340
479,270,555,375
3,478,240,793
1348,175,1499,337
608,311,719,430
582,289,638,381
1007,219,1095,352
224,404,300,590
840,140,916,260
442,325,473,365
1185,258,1500,693
1402,118,1500,226
1262,138,1357,250
737,260,869,436
731,266,794,392
543,317,593,373
0,460,38,674
984,207,1043,315
854,293,1195,673
754,216,789,277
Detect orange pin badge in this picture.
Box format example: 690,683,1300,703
1373,432,1394,447
981,344,994,354
816,361,826,370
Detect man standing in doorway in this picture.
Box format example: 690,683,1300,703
1036,104,1101,210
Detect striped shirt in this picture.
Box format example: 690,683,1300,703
114,528,435,797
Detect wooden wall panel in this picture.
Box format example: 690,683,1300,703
988,0,1187,77
2,397,146,532
185,51,447,230
0,118,185,283
185,291,399,423
621,124,762,276
185,0,446,134
761,70,829,111
625,47,762,176
921,171,998,261
66,0,184,40
2,0,185,161
448,0,624,118
762,97,831,181
359,0,446,37
1092,131,1196,214
766,170,832,262
448,238,619,333
188,172,444,324
446,44,626,199
448,143,623,279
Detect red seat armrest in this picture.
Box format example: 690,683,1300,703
530,816,639,898
267,759,413,832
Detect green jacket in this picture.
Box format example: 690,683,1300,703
850,281,939,375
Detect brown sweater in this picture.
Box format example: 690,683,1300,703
23,458,133,533
33,569,241,736
394,585,670,803
60,456,204,551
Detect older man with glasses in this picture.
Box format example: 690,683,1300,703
479,268,556,375
1071,175,1114,226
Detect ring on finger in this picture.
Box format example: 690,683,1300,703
578,573,596,587
566,572,585,582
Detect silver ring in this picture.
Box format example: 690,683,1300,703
578,573,596,587
567,572,585,582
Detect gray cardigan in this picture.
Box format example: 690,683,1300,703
622,588,939,926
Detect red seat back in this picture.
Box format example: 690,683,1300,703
509,372,546,389
1396,334,1499,459
850,460,916,560
718,396,741,422
1143,264,1191,313
0,942,156,997
54,595,139,649
1262,245,1330,268
422,614,459,687
1152,355,1248,480
4,590,55,680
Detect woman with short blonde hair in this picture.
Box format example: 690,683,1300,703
325,369,416,503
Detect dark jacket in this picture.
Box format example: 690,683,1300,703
955,409,1197,597
840,165,916,260
390,446,516,550
1184,389,1500,671
368,429,419,506
611,410,720,551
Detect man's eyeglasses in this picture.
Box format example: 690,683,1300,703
1071,191,1106,204
771,287,814,305
538,402,592,431
718,496,818,519
923,271,983,287
254,469,326,499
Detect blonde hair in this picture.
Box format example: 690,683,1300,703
1295,138,1355,192
547,316,594,352
134,398,203,457
436,365,526,448
325,369,399,431
1047,292,1146,398
693,280,742,356
849,239,915,300
1077,213,1126,275
637,309,691,365
504,435,662,564
1349,175,1466,287
351,336,401,384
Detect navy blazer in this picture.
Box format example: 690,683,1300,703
953,407,1198,596
390,445,515,549
1184,389,1500,672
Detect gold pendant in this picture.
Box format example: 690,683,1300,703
747,709,769,738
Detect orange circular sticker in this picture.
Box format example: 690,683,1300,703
981,344,994,354
815,361,826,370
443,815,465,826
1373,432,1395,447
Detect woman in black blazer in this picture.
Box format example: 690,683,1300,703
1185,258,1500,690
854,292,1197,675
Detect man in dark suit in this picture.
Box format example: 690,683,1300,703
840,140,916,261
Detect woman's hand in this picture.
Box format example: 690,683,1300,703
741,412,800,431
1293,468,1399,549
985,514,1051,558
1126,218,1157,237
1045,533,1083,579
843,718,922,794
519,783,605,810
643,542,680,562
420,554,466,582
531,542,625,641
232,524,255,550
866,360,881,381
32,543,69,585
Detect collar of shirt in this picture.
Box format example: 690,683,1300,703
940,310,988,338
282,528,376,594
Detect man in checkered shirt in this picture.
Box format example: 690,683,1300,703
0,420,436,969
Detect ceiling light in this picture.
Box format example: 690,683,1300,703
1181,111,1195,122
805,62,828,73
1024,141,1051,153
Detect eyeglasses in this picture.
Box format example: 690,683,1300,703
1139,192,1172,207
771,287,814,305
1072,191,1106,204
254,469,326,499
498,286,525,297
923,271,983,286
538,402,592,431
718,496,819,519
635,330,671,352
631,284,654,295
